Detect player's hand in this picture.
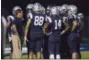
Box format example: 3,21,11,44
24,36,28,46
24,36,28,42
60,30,65,35
8,36,12,42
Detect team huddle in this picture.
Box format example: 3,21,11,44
7,2,84,59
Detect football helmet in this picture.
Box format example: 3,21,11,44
33,2,42,12
26,4,33,13
57,6,61,11
77,13,84,19
26,4,33,10
68,5,78,15
46,5,52,15
40,6,45,14
50,6,59,15
60,4,68,15
12,6,22,15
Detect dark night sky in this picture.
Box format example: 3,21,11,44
1,0,89,16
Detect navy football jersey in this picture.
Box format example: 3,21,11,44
47,15,64,35
12,17,24,36
68,14,76,25
46,15,64,41
61,16,68,30
68,14,79,33
28,13,46,38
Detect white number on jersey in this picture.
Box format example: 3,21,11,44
34,16,44,26
54,20,62,29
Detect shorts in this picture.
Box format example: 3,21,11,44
68,32,80,53
48,41,60,55
28,38,43,52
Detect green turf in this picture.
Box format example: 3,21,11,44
4,51,89,59
4,55,27,59
81,51,89,59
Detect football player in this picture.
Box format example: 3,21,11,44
67,5,80,59
42,5,53,59
58,4,71,59
46,6,69,59
11,6,24,58
26,3,34,58
77,13,84,59
24,2,46,59
7,15,14,58
77,13,84,31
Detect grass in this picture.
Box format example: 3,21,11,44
81,51,89,59
4,55,27,59
4,51,89,59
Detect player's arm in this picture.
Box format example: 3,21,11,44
11,24,21,41
8,32,13,42
43,23,48,34
24,13,32,41
60,22,69,35
71,20,78,32
7,16,13,41
8,26,12,42
43,16,51,34
64,22,70,32
11,24,19,35
79,20,84,43
79,20,84,31
24,19,31,37
7,20,11,41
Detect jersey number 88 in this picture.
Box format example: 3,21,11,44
34,16,44,26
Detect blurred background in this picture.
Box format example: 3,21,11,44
1,0,89,59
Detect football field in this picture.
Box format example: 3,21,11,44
81,51,89,59
4,51,89,59
4,44,89,59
